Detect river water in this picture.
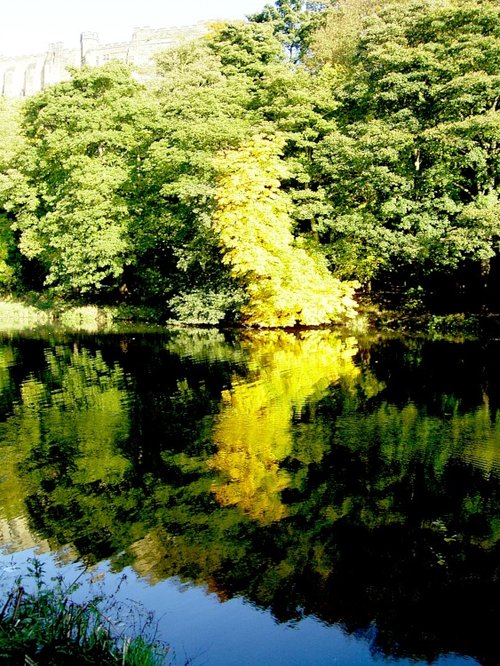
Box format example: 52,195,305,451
0,327,498,665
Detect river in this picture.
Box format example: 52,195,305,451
0,327,498,665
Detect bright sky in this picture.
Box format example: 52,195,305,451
0,0,268,57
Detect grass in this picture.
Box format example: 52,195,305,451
0,299,118,333
0,559,169,665
0,297,169,333
0,300,50,330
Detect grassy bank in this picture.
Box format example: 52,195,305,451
0,298,167,333
2,295,499,339
0,559,168,665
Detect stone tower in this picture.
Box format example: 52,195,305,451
42,42,70,88
80,31,100,66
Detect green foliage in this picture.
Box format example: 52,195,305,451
0,214,17,289
208,20,285,76
309,0,396,69
0,11,358,322
309,0,500,285
3,64,159,296
426,313,482,337
0,559,168,665
1,0,498,316
130,38,257,311
313,120,419,281
0,98,23,169
169,287,246,326
249,0,333,61
0,99,25,289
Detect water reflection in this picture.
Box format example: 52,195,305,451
0,345,130,557
210,331,359,523
0,330,498,664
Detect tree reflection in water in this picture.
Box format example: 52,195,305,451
0,330,499,664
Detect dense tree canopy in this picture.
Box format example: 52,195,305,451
1,64,158,294
0,99,23,287
0,0,498,321
309,0,500,289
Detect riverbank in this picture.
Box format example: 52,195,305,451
0,299,165,333
1,296,500,339
368,308,500,339
0,558,167,665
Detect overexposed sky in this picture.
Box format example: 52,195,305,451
0,0,268,57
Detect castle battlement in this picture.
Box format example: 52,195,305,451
0,22,207,98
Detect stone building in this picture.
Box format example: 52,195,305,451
0,23,207,98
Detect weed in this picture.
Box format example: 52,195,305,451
0,558,169,665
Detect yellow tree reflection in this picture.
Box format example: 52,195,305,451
210,331,360,524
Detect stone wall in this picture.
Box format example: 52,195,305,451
0,23,207,98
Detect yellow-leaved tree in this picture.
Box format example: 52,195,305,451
212,135,358,328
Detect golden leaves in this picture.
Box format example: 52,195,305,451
210,330,359,523
212,135,358,327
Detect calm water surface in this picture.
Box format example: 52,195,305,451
0,328,498,665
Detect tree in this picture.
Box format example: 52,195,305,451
308,0,500,290
2,63,159,296
249,0,334,62
130,38,257,318
309,0,396,69
207,19,285,77
0,98,24,289
132,24,314,323
212,134,358,327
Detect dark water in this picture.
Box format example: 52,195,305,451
0,328,498,665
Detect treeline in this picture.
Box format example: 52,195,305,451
0,0,499,326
